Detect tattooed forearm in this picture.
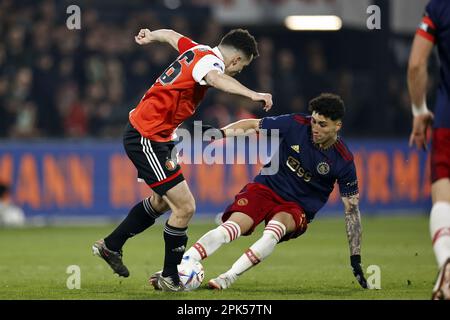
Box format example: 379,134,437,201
344,196,362,256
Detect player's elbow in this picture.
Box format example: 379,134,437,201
407,62,421,76
407,57,426,79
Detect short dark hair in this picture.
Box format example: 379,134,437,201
220,29,259,59
308,93,345,121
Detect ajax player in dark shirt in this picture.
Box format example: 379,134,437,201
181,93,368,290
407,0,450,300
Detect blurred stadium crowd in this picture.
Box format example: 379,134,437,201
0,0,439,140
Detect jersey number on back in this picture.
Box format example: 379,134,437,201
159,50,195,85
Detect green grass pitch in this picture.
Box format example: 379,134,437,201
0,215,438,300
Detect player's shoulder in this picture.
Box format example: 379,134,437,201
191,44,213,53
292,113,311,126
188,43,216,56
427,0,447,9
190,45,225,68
180,37,216,56
333,137,354,162
426,0,450,20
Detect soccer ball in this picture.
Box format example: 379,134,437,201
177,260,205,291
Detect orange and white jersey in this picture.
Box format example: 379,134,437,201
129,37,225,142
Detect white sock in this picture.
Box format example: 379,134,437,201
226,220,286,277
183,221,241,262
430,201,450,268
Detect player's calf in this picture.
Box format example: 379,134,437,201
161,221,188,286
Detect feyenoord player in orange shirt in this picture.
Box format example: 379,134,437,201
92,28,272,291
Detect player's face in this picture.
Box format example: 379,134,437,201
225,54,252,77
310,111,342,145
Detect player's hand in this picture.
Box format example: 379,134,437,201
409,112,434,151
135,29,153,45
350,255,368,289
252,92,273,112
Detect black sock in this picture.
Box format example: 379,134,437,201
162,221,188,284
104,198,161,252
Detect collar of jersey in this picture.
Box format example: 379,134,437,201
212,46,224,61
310,133,340,151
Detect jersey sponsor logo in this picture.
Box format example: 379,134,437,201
291,145,300,153
237,198,249,206
286,156,312,182
165,159,177,171
316,162,330,175
346,180,358,187
213,62,224,72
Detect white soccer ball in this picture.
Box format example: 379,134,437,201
177,260,205,291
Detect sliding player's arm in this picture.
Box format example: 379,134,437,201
407,20,435,150
342,194,368,289
222,119,261,137
198,119,260,141
134,28,183,51
201,114,292,140
205,70,272,111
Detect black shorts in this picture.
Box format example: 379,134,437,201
123,122,185,196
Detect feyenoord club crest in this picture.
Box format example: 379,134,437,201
165,159,177,171
317,162,330,175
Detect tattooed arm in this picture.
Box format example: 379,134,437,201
342,194,368,288
342,194,362,256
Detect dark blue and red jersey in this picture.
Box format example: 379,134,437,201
417,0,450,128
254,113,359,221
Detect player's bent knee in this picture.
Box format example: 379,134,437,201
263,220,287,243
432,178,450,203
173,201,196,220
272,212,297,233
218,221,242,243
228,212,254,235
150,194,170,213
184,201,196,217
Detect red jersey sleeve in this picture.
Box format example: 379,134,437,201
178,37,198,53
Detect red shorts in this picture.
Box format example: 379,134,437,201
431,128,450,183
221,183,308,242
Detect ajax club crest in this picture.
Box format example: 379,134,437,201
237,198,248,206
316,162,330,175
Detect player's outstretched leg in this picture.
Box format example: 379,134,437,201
208,219,287,290
93,195,167,277
183,219,244,263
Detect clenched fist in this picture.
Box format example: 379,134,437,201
135,29,153,45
